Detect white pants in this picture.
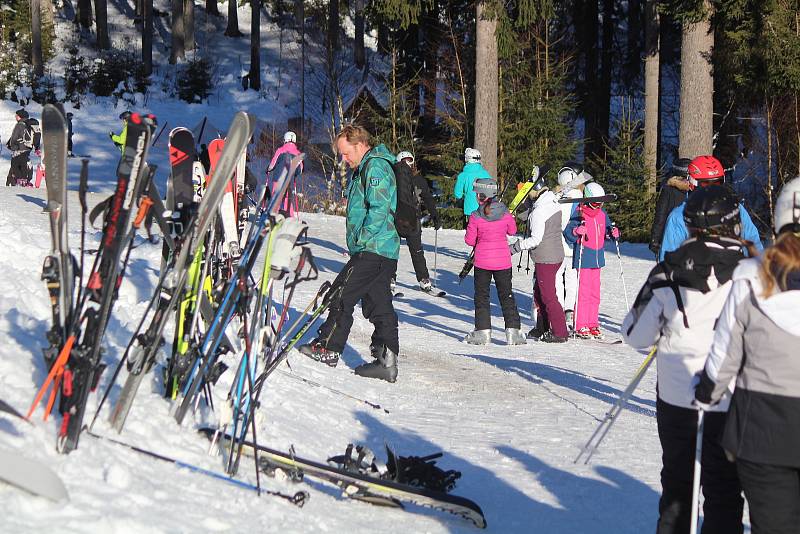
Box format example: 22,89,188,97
556,256,578,312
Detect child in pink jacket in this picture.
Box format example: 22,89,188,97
464,178,525,345
268,131,303,216
563,183,620,338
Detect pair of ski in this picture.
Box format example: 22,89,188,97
199,428,487,528
30,105,159,453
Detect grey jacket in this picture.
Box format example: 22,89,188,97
701,257,800,466
519,190,565,264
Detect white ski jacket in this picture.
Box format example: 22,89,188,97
622,238,744,410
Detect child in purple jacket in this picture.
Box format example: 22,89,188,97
464,179,525,345
563,183,620,339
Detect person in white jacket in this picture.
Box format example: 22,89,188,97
694,176,800,534
622,185,746,534
555,166,584,327
509,176,569,342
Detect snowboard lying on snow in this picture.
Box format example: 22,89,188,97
199,428,486,528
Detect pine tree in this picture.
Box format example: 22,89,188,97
590,98,650,242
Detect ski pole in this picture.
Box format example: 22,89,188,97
276,369,389,413
690,409,705,534
572,221,585,333
574,346,657,464
612,225,630,310
432,229,438,288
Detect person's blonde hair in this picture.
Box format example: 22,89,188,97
759,231,800,297
336,124,371,146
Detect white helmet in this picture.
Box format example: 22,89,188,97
584,182,605,198
396,151,414,166
774,176,800,235
283,131,297,144
558,166,580,186
464,147,481,164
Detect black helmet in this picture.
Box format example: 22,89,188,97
15,109,28,119
683,185,741,237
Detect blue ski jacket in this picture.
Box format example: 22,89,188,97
659,202,763,261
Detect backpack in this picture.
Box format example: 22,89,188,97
22,118,41,151
362,157,420,238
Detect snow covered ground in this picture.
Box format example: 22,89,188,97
0,181,727,533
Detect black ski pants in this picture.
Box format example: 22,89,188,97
7,151,30,186
473,267,520,330
403,228,429,282
737,459,800,534
317,252,399,354
656,398,744,534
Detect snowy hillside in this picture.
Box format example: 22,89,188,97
0,182,740,533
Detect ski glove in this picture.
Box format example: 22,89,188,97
432,215,442,231
270,218,308,278
693,369,716,409
573,225,587,237
508,239,522,256
610,226,620,239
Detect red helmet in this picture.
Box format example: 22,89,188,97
687,155,724,189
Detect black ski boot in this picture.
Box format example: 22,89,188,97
298,340,340,367
355,346,398,383
527,314,548,340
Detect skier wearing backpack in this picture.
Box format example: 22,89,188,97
454,148,491,221
395,150,441,292
5,109,33,187
659,155,763,261
268,131,303,216
299,124,400,383
624,185,747,534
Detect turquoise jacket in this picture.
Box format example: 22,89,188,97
345,144,400,260
454,162,491,216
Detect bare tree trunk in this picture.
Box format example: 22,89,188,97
678,0,714,159
31,0,44,77
184,0,194,51
77,0,92,28
206,0,220,17
421,0,439,134
598,0,614,155
626,0,642,82
143,0,153,75
170,0,185,64
328,0,339,51
95,0,110,49
225,0,242,37
249,0,261,90
294,0,303,27
643,0,659,197
354,0,365,69
577,0,599,159
474,2,498,179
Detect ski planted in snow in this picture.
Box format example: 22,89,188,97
40,104,75,371
53,112,157,453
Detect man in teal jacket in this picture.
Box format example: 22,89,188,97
454,147,491,219
299,125,400,383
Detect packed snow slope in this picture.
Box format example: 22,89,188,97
0,181,733,533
